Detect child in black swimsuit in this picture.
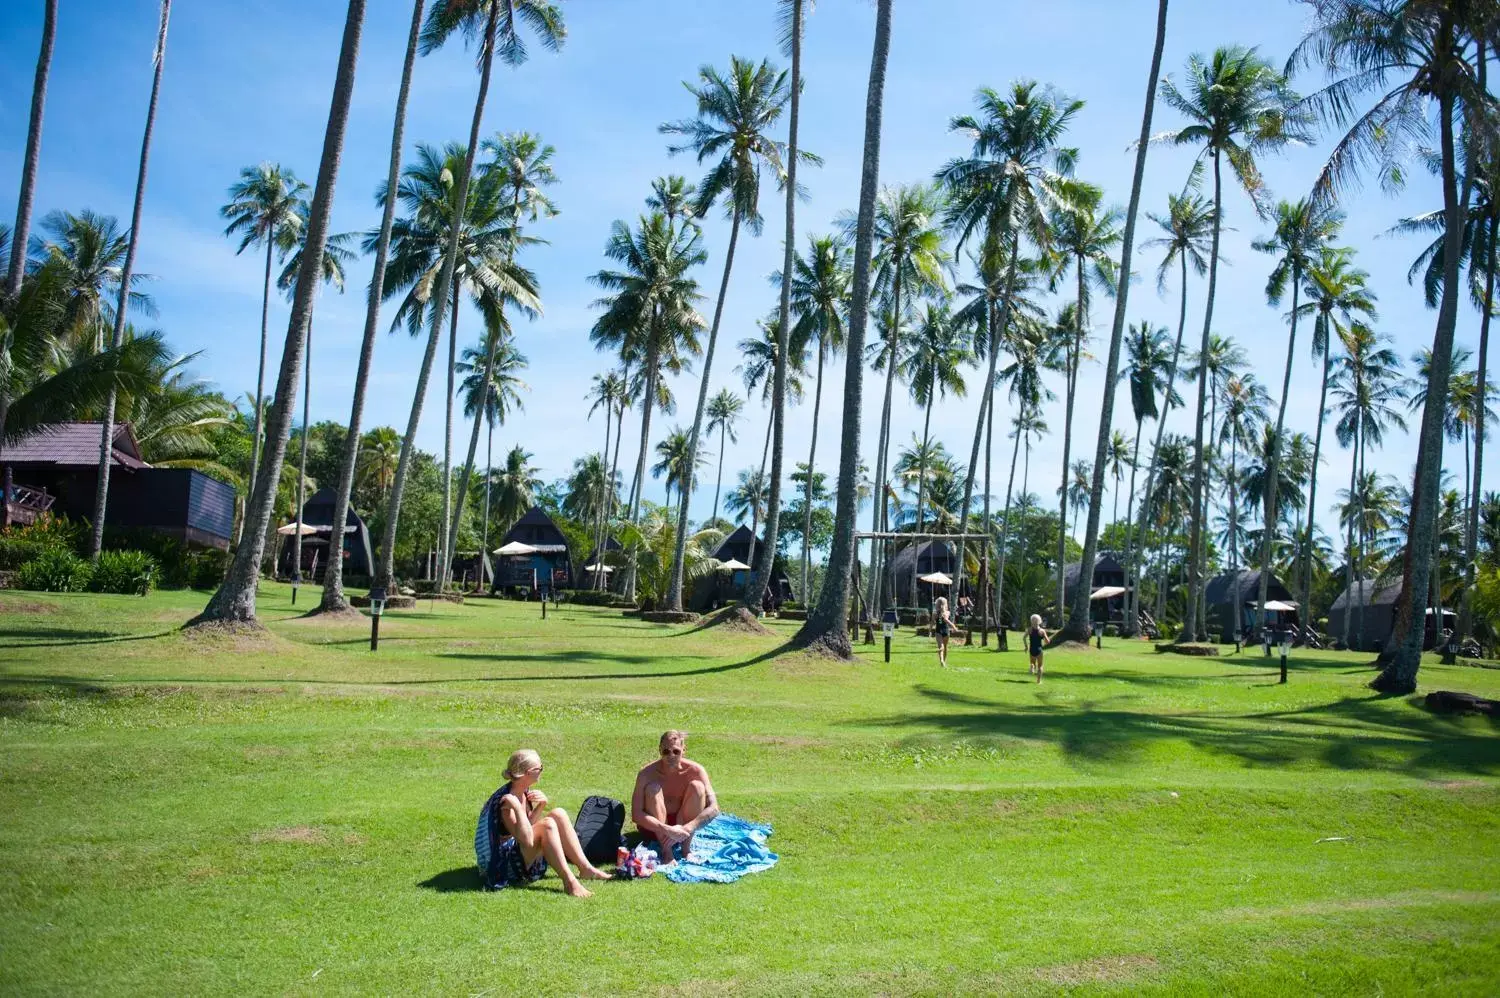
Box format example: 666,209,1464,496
1028,614,1046,683
934,596,952,667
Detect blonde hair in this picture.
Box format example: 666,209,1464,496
935,596,948,611
659,730,686,749
504,749,541,780
1029,614,1042,629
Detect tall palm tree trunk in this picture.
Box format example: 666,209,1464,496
1179,149,1223,643
1376,88,1467,691
746,0,802,612
193,0,365,625
88,0,171,562
248,234,275,526
795,0,891,655
6,0,56,300
623,353,659,603
1342,432,1357,649
375,0,498,590
746,407,774,596
1299,343,1332,635
447,318,503,584
871,283,903,612
1060,0,1167,642
711,420,726,523
484,418,494,585
1255,267,1301,634
1056,266,1086,622
320,0,423,612
1356,423,1370,649
978,324,997,646
910,390,934,609
1015,433,1034,630
439,282,458,587
668,212,741,610
802,342,825,605
599,360,629,592
1460,238,1494,641
994,410,1025,649
1228,432,1239,573
293,318,314,583
1120,420,1145,629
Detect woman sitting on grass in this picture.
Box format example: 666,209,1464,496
480,749,611,897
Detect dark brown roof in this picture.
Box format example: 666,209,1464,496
0,422,148,470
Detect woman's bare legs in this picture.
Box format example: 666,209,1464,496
545,807,611,881
518,816,592,898
937,635,948,667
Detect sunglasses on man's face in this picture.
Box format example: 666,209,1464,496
661,747,683,757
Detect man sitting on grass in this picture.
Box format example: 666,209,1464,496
631,730,719,857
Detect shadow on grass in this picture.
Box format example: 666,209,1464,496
0,628,175,649
418,867,483,893
854,685,1500,777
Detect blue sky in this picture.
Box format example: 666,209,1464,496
0,0,1485,551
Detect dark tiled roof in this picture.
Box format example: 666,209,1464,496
0,422,148,470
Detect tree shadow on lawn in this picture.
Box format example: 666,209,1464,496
854,685,1500,777
0,627,175,649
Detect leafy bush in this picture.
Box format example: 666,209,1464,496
101,528,226,589
6,513,86,552
0,537,51,570
88,550,157,595
187,550,227,590
16,548,92,592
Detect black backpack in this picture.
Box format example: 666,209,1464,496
574,795,625,864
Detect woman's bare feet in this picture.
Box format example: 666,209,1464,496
580,866,612,881
564,880,593,898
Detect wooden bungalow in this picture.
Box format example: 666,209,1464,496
492,506,573,595
1,422,234,548
886,539,962,609
1062,552,1131,624
275,486,375,582
690,525,794,610
1328,577,1454,651
447,551,493,589
1204,569,1298,641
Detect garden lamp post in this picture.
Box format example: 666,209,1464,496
368,587,386,652
1262,626,1274,658
1277,628,1291,684
290,571,301,607
882,607,898,664
1092,620,1103,649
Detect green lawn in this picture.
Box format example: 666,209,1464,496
2,585,1498,996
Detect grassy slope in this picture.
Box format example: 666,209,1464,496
1,586,1498,996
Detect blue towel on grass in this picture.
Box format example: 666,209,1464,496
659,814,777,884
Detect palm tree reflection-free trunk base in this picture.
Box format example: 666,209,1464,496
794,0,891,657
191,0,366,626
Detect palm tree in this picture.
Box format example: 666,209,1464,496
81,3,174,565
725,467,770,526
1106,430,1132,529
28,210,156,352
372,0,565,593
1330,324,1406,647
653,426,706,512
563,453,615,534
456,327,528,560
587,369,628,585
1290,0,1491,689
748,0,813,616
1191,333,1248,631
737,314,807,567
6,0,57,301
937,81,1084,607
1124,185,1214,633
220,163,307,511
1050,183,1122,619
1068,460,1092,536
491,444,540,536
705,388,744,524
374,143,539,590
445,132,557,584
1219,373,1270,572
1154,45,1302,642
782,233,851,603
320,0,427,613
1249,196,1343,632
1291,245,1377,632
1393,158,1499,642
279,225,356,586
358,427,403,507
660,55,799,612
1060,0,1171,642
857,184,948,610
590,211,707,601
899,299,970,606
794,0,891,655
193,0,367,626
1118,321,1179,632
1146,435,1193,625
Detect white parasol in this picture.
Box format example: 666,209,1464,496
919,571,953,586
719,558,751,571
494,541,539,556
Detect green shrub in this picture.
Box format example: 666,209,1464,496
88,550,157,595
187,550,227,590
16,549,92,592
0,537,51,570
567,590,618,606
